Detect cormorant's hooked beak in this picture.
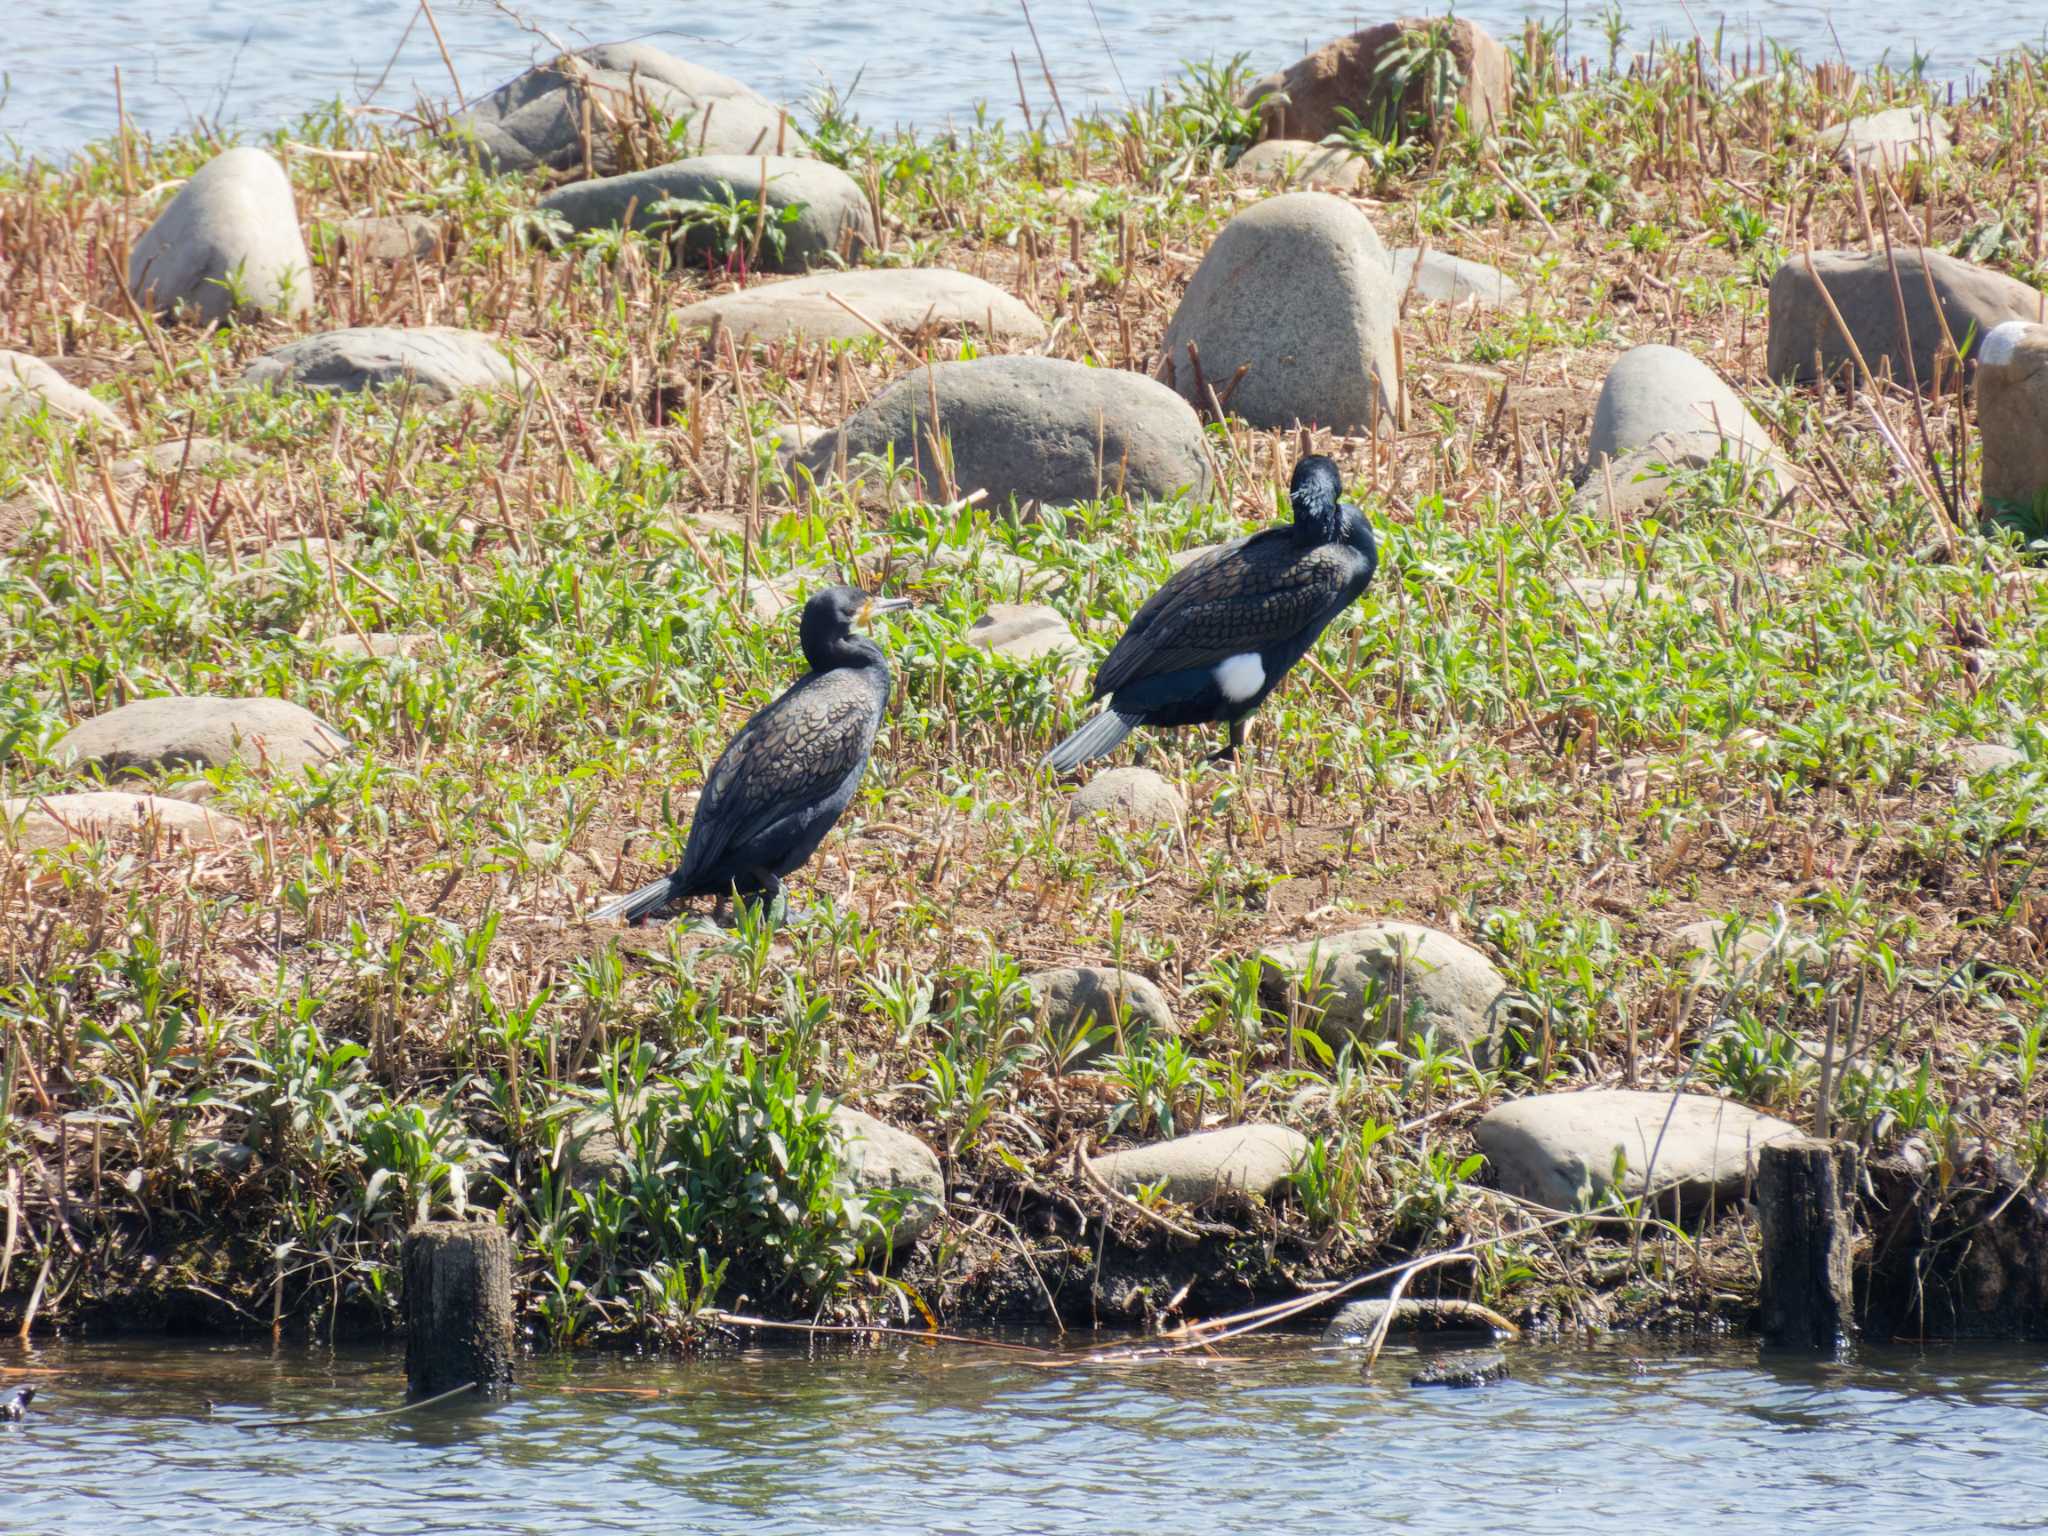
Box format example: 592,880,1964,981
861,596,915,623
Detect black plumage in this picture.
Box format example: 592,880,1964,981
2,1385,33,1420
590,586,910,923
1044,455,1379,772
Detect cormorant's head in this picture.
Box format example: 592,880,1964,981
1289,454,1345,540
800,585,912,666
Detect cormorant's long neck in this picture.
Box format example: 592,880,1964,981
802,631,889,676
1292,488,1344,545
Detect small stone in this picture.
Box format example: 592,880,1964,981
1247,19,1512,142
1978,321,2048,514
831,1105,943,1242
1664,918,1825,986
1955,742,2025,777
539,156,872,272
0,352,127,435
450,43,800,175
127,147,312,325
1561,574,1683,611
241,326,520,404
1826,107,1951,168
1087,1123,1309,1205
1409,1350,1509,1388
108,437,249,485
1767,249,2045,388
1584,345,1779,475
1259,922,1509,1051
1475,1089,1801,1211
1067,766,1185,829
55,696,347,778
1161,191,1396,433
1387,248,1520,308
1233,140,1365,190
1024,966,1174,1063
320,632,441,660
1,791,244,853
802,356,1212,508
674,268,1045,345
328,213,442,262
966,603,1083,664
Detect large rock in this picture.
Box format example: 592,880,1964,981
1979,321,2048,512
965,603,1084,665
1246,18,1511,143
1956,741,2025,778
1024,965,1174,1062
800,356,1211,506
1160,192,1396,433
127,147,311,325
1573,430,1757,520
1826,106,1950,169
450,43,797,174
1663,918,1825,987
1586,345,1777,474
1766,249,2045,388
55,697,347,778
328,213,441,262
1088,1124,1308,1205
1388,248,1519,308
1259,923,1508,1051
1067,766,1185,829
1232,140,1364,191
1475,1089,1801,1212
673,267,1045,344
539,156,870,272
831,1106,943,1242
1,791,243,853
0,352,127,435
241,326,520,403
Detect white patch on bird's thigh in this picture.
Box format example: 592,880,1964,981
1214,652,1267,702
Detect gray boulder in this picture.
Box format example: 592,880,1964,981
1160,192,1395,433
1956,741,2025,778
1388,248,1519,308
1,791,243,853
1826,106,1950,168
55,696,347,778
0,351,127,435
1572,429,1752,520
319,631,441,660
800,355,1211,506
328,213,441,261
449,43,797,174
1067,766,1185,829
1088,1123,1309,1205
539,155,870,272
1246,19,1512,142
1025,965,1174,1063
832,1105,943,1242
1259,922,1508,1051
241,326,520,403
1233,140,1364,190
1979,321,2048,512
965,603,1084,665
673,267,1045,344
128,147,312,325
1664,917,1825,987
1585,345,1777,473
1766,248,2045,387
1475,1089,1800,1212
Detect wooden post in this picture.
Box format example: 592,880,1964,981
1756,1137,1856,1351
403,1221,515,1400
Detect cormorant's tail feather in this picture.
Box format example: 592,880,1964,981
1042,710,1139,774
587,875,679,924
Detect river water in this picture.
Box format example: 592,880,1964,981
5,0,2047,163
4,1334,2045,1532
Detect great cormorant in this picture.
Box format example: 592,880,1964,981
589,586,911,923
1043,455,1378,772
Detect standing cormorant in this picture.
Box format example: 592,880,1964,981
589,586,912,923
1043,455,1379,772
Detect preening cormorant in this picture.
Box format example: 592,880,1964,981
1043,455,1379,772
589,586,911,923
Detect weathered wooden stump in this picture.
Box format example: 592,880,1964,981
402,1220,514,1399
1756,1137,1856,1351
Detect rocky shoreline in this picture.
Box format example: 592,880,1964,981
4,23,2048,1353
